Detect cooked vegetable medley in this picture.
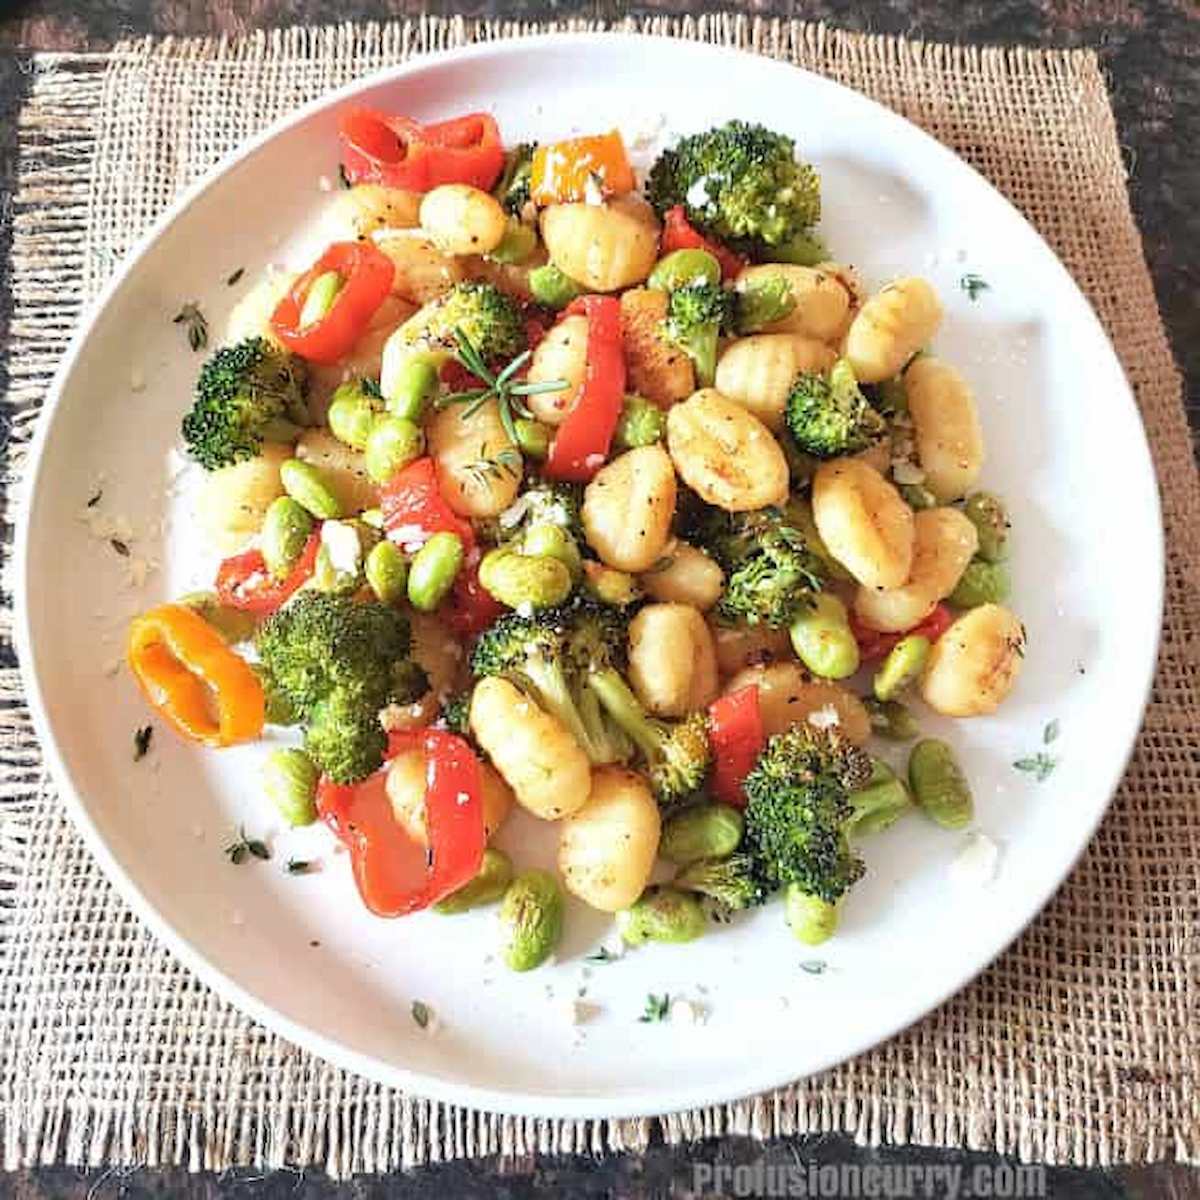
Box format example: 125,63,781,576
128,109,1024,968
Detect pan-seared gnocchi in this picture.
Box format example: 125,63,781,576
903,355,985,502
921,604,1025,716
735,264,855,344
582,444,677,572
715,334,837,430
525,314,588,425
620,287,695,407
540,195,659,292
628,603,719,716
844,276,942,383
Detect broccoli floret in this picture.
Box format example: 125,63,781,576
614,394,666,450
399,281,526,363
733,276,797,334
494,143,536,215
674,853,770,911
587,670,711,807
786,358,887,459
257,593,414,782
646,121,821,260
391,659,431,706
503,478,583,541
661,281,735,387
181,337,307,470
438,692,472,737
742,727,872,903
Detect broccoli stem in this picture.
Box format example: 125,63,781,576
586,669,663,762
683,325,720,387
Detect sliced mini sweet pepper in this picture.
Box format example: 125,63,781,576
661,205,746,281
707,685,765,809
127,603,265,747
530,131,635,205
379,456,475,553
214,530,321,616
850,602,955,664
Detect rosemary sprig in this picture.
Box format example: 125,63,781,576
442,326,567,445
462,444,522,492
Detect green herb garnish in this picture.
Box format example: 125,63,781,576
462,444,522,492
86,488,103,509
1043,719,1060,745
225,827,270,865
173,302,209,352
110,538,130,557
285,858,312,875
799,959,827,975
226,267,245,287
585,947,618,964
960,273,989,301
1014,753,1057,782
639,992,671,1023
133,725,153,761
411,1000,431,1029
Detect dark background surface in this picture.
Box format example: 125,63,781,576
0,1,1198,1197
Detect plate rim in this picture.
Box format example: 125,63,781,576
13,30,1165,1119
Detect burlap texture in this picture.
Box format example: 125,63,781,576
2,15,1197,1175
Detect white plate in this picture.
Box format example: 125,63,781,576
15,34,1162,1118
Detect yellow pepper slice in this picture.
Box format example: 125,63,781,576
530,131,635,206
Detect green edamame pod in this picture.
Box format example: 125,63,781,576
519,523,582,582
873,635,930,702
513,418,551,460
280,458,342,519
327,381,381,451
948,559,1011,609
789,593,860,680
297,269,343,329
785,885,839,945
478,547,571,610
617,887,707,946
899,483,937,510
846,759,913,837
488,218,538,265
528,263,585,310
178,591,258,645
407,531,465,612
583,562,642,607
386,354,440,423
660,804,744,866
908,738,974,830
648,248,720,292
963,492,1010,563
499,869,563,971
365,540,409,605
262,748,319,826
260,496,315,579
864,696,920,741
365,415,424,485
614,394,666,450
434,849,513,914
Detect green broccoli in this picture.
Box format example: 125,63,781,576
614,394,666,450
673,853,770,911
493,143,536,215
493,478,584,544
661,280,735,387
256,593,414,783
438,692,472,737
181,336,307,470
646,121,821,260
742,726,872,904
733,275,797,334
786,358,887,460
398,281,526,363
586,669,711,807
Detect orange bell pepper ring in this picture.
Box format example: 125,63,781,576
530,131,635,206
127,604,265,747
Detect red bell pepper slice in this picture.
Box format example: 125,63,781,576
708,685,765,809
440,551,506,638
270,241,394,365
850,602,955,664
338,108,504,193
544,295,625,483
380,456,475,553
317,729,485,917
214,531,321,616
661,205,746,282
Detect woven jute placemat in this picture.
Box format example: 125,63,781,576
3,14,1198,1176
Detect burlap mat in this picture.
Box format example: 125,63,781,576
2,14,1197,1176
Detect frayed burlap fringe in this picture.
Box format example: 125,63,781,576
2,16,1197,1176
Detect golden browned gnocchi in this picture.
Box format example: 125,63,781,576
903,355,985,502
195,442,291,551
723,662,872,746
525,314,588,425
325,183,421,239
735,264,855,343
844,276,942,383
710,621,794,677
920,603,1025,716
714,334,837,431
619,287,696,408
582,444,677,572
666,388,789,511
419,184,508,256
540,195,659,292
374,231,464,304
427,397,523,518
628,603,719,717
640,541,724,610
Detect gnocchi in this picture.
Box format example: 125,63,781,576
903,355,985,502
921,604,1025,716
640,541,724,610
195,442,291,552
628,603,719,716
723,662,872,746
294,428,377,515
714,334,837,431
427,397,523,518
735,264,855,343
620,287,696,408
582,444,677,572
844,276,943,383
540,195,659,292
525,314,588,425
419,184,508,256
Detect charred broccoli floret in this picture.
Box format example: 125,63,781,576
661,281,735,387
493,143,536,215
674,853,771,911
181,336,307,470
398,281,526,362
490,478,584,544
785,358,887,459
646,121,821,261
438,692,472,737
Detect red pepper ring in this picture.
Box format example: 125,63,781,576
270,241,395,365
338,108,426,186
214,531,322,616
317,729,486,917
544,295,626,482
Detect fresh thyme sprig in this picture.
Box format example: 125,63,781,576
173,302,209,352
441,326,566,444
462,444,522,492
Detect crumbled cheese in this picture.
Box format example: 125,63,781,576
685,177,712,209
321,520,362,576
516,601,535,619
948,832,1001,888
807,704,841,731
583,453,605,471
498,494,532,529
582,173,605,207
669,997,706,1026
317,174,334,192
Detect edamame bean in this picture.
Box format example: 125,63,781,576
178,591,258,644
298,269,343,328
899,483,937,510
260,496,315,579
262,748,319,826
365,540,409,605
948,558,1011,608
434,849,513,914
614,394,666,450
280,458,342,519
873,634,930,702
528,263,585,310
478,547,571,610
386,354,440,423
499,869,563,971
489,218,538,265
660,804,744,865
520,523,582,581
312,520,365,595
513,418,551,460
582,561,643,607
327,381,381,451
908,738,973,829
963,491,1010,563
365,416,424,485
789,593,860,680
617,887,707,946
846,758,912,837
407,531,464,611
784,885,839,945
864,696,920,741
648,248,721,292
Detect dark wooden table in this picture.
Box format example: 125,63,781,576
1,2,1197,1197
